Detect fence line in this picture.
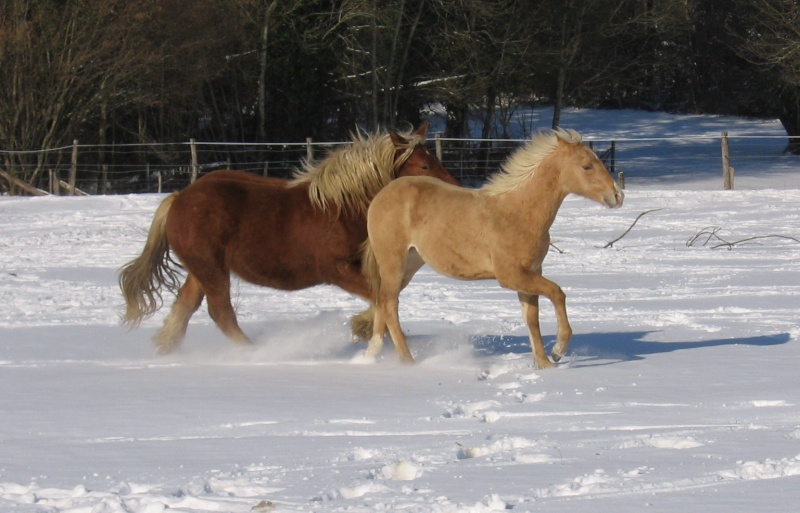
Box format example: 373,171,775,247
1,134,797,195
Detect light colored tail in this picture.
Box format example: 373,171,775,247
118,193,182,327
360,238,381,302
349,239,382,340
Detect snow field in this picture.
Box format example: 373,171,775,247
1,109,799,512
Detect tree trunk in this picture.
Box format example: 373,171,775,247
552,66,566,129
482,86,496,139
388,0,425,128
779,91,800,155
383,0,405,125
258,2,277,142
370,0,379,130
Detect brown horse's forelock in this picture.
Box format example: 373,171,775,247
290,129,423,214
483,128,583,196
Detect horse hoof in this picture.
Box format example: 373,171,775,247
552,351,564,363
155,345,174,356
350,352,377,365
400,355,416,365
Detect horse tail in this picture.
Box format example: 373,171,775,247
360,238,381,302
118,193,182,327
348,238,382,340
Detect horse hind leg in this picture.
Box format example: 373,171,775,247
378,252,418,364
352,247,424,343
204,277,252,346
382,291,414,364
154,273,205,354
366,288,414,363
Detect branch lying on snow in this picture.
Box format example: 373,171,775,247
0,169,48,196
687,226,800,250
601,208,663,249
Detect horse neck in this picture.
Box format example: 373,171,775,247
501,161,568,233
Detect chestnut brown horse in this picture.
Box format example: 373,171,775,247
361,129,623,368
119,124,459,354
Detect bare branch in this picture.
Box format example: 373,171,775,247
712,235,800,250
687,227,800,250
602,208,663,249
686,226,726,247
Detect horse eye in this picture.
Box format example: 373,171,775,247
582,164,592,171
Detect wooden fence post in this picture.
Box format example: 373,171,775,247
618,170,625,190
190,138,199,183
609,140,616,174
263,161,269,177
68,139,78,196
306,137,314,162
435,133,443,161
722,131,734,190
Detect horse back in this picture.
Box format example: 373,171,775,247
368,176,495,280
370,176,474,228
165,171,366,290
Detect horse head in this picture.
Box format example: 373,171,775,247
390,122,460,186
554,129,623,209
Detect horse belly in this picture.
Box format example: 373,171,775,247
416,243,494,281
228,246,327,290
411,193,494,281
229,231,361,292
430,260,495,281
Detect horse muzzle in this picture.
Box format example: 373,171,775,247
604,189,624,209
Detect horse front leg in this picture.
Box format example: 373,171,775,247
364,304,385,358
325,260,378,342
350,305,375,341
546,281,572,362
503,272,572,368
517,292,553,369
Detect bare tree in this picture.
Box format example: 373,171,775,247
0,0,244,190
733,0,800,153
0,0,157,187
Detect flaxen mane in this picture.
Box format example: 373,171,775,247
291,128,424,214
482,128,582,195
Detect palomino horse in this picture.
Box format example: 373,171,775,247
119,123,459,354
361,128,623,368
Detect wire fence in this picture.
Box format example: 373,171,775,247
1,133,798,195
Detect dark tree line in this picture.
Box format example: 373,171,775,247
1,0,799,188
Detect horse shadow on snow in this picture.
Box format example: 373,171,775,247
470,330,792,368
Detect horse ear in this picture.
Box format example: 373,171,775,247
415,121,429,138
389,131,406,149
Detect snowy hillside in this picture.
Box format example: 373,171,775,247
1,109,799,512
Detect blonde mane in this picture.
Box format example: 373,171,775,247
482,128,583,195
290,128,424,214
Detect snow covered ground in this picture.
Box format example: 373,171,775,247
1,109,799,512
